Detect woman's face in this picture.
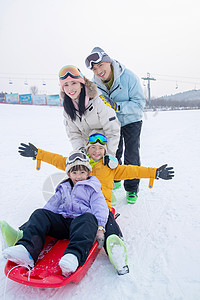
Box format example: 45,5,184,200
63,81,82,101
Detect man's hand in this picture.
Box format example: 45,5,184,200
103,155,118,169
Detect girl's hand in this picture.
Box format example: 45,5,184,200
96,229,105,249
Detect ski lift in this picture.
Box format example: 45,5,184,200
42,80,46,86
24,79,28,85
175,81,178,89
9,79,13,85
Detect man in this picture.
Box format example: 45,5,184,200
85,47,146,204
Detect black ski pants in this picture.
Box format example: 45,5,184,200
19,210,122,257
17,209,98,266
104,210,122,253
116,121,142,193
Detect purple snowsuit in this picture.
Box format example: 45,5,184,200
16,176,109,266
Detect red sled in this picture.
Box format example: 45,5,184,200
4,236,100,288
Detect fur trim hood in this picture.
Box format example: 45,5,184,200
60,77,98,100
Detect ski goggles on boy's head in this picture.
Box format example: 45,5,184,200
59,65,84,80
87,133,108,145
85,51,106,69
66,152,90,165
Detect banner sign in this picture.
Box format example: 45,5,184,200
6,93,19,104
46,94,60,106
0,93,5,103
32,94,46,105
19,94,32,104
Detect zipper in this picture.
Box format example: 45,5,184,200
97,84,120,97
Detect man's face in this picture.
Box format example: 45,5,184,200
92,62,112,82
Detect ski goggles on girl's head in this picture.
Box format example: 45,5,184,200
66,152,90,165
59,65,84,80
87,133,108,145
85,51,106,69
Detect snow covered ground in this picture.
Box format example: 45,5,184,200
0,104,199,300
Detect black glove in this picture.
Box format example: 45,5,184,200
18,143,38,160
103,155,118,169
156,164,174,180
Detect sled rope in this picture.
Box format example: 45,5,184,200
4,264,32,300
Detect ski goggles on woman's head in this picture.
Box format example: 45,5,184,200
59,65,84,80
85,51,106,69
66,152,89,165
87,133,108,145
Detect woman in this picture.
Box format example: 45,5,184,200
59,65,120,158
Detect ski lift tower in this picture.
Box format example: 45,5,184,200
142,73,156,107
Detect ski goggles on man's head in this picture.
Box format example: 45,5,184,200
85,51,106,69
66,152,90,165
87,133,108,145
59,65,84,80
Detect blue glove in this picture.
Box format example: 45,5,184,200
103,155,118,169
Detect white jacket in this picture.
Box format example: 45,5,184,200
61,78,120,156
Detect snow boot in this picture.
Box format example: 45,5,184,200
126,191,138,204
106,234,129,275
2,245,34,269
113,181,121,190
0,220,23,250
59,253,79,277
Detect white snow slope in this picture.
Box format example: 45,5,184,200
0,104,199,300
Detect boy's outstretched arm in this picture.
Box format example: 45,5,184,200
114,163,174,189
18,142,67,171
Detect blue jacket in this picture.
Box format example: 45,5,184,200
43,176,109,228
92,60,146,127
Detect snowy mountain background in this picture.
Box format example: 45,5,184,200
156,89,200,101
0,104,200,300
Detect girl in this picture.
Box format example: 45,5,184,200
2,151,109,277
59,65,120,158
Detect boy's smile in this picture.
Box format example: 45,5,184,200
87,144,106,161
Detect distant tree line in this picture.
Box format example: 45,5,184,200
146,99,200,110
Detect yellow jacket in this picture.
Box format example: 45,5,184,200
36,149,157,211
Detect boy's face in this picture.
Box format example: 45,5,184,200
92,62,112,82
87,144,106,161
68,169,90,184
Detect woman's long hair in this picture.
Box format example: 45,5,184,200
63,84,86,121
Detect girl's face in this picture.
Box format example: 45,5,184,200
92,62,112,82
63,81,82,101
87,144,106,161
69,169,90,184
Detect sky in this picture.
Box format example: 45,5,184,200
0,0,200,98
